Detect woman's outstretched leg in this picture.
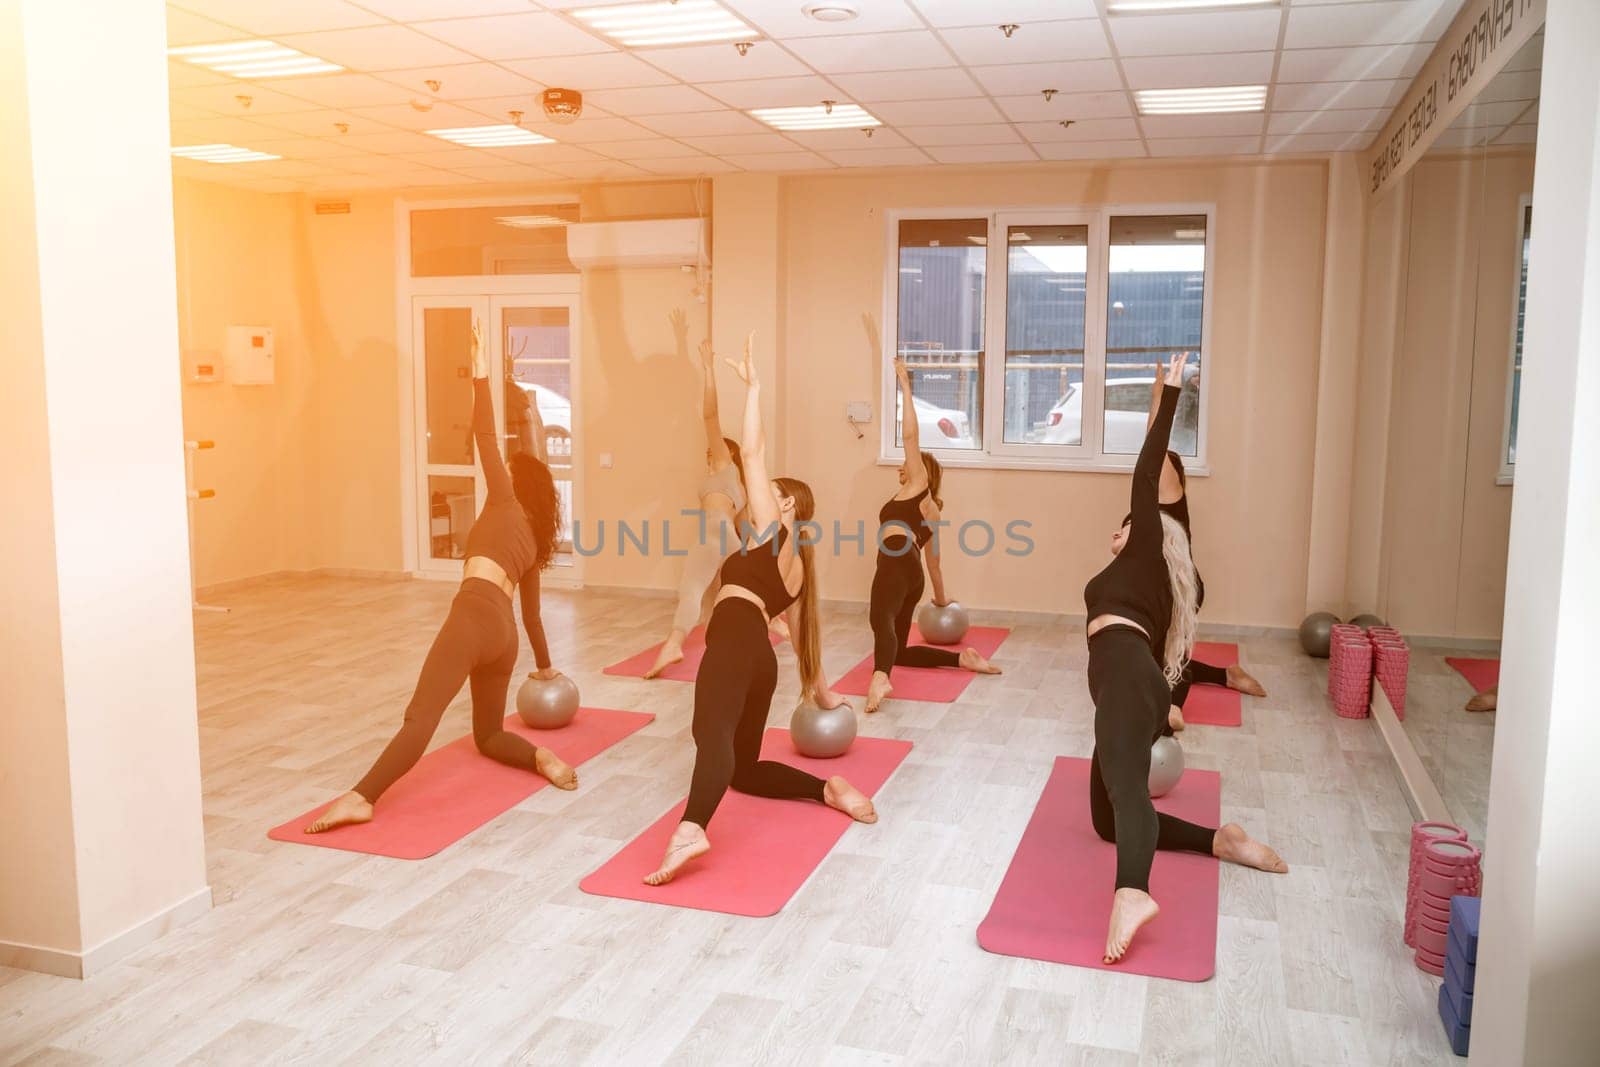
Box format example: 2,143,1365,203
469,661,577,790
866,564,905,712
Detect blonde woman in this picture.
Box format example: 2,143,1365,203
645,336,874,885
1081,353,1286,964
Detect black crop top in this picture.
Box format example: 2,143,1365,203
718,526,797,617
879,487,932,554
1084,385,1181,655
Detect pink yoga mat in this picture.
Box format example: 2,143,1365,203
1183,641,1242,728
579,729,912,917
603,624,781,683
977,756,1222,982
831,624,1010,703
268,707,654,860
1446,657,1499,692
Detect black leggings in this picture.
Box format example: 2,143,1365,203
353,579,542,803
684,598,827,827
1161,656,1232,736
869,552,961,675
1087,626,1216,892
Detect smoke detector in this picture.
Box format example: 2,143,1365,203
802,3,859,22
542,87,583,125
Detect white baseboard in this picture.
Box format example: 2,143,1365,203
0,884,212,980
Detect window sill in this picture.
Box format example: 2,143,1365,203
877,453,1211,477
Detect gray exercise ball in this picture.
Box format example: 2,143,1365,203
1298,611,1339,658
790,698,857,759
917,601,970,645
516,673,580,730
1348,613,1387,630
1149,736,1185,798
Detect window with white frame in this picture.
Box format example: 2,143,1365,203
1499,198,1531,484
884,208,1212,470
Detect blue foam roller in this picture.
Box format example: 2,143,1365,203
1448,923,1478,979
1443,957,1475,1026
1438,984,1471,1057
1446,941,1477,995
1449,895,1481,959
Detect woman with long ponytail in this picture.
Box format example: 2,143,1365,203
1080,352,1286,964
645,335,876,886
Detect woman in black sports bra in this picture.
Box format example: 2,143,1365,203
645,336,878,887
864,321,1001,714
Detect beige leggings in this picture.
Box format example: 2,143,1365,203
672,509,740,633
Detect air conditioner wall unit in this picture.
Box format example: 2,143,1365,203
566,217,705,270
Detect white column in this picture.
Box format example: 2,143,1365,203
0,0,210,977
1472,0,1600,1061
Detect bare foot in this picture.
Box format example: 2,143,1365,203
866,671,893,713
769,616,791,643
534,747,579,790
1168,705,1186,733
1226,664,1267,697
1211,823,1288,873
959,648,1002,674
1104,887,1161,964
644,634,686,679
1465,686,1497,712
644,821,710,885
823,776,878,823
305,791,372,834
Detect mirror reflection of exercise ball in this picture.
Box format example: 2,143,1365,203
790,698,856,758
1298,612,1339,658
517,674,580,729
1349,613,1386,629
917,601,970,645
1149,736,1185,798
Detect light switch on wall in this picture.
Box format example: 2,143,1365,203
847,401,872,422
599,452,613,469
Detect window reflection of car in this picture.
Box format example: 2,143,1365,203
1040,369,1198,454
904,394,972,448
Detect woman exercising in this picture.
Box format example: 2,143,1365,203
307,323,576,833
646,310,769,677
1084,353,1286,964
1142,373,1267,733
864,315,1000,714
645,335,876,885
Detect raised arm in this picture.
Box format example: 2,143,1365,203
471,322,514,503
922,511,950,605
519,567,555,675
726,334,778,536
1147,370,1184,505
1128,353,1186,557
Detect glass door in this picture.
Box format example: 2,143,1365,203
492,295,578,566
413,295,487,576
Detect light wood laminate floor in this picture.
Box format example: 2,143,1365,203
2,575,1461,1065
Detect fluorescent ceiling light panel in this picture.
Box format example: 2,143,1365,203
571,0,756,48
427,125,555,147
751,104,881,130
1135,85,1267,115
171,143,281,163
168,40,342,78
495,215,570,228
1108,0,1278,13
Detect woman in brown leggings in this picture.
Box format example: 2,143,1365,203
308,324,577,833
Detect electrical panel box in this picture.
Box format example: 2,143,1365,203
225,326,274,385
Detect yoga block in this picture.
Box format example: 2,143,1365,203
1449,895,1481,963
1448,923,1478,979
1445,950,1476,1020
1438,983,1471,1057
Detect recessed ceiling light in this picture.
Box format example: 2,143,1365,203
495,215,571,228
1135,85,1267,115
1108,0,1278,13
802,3,859,21
751,103,880,130
167,40,342,78
171,143,282,164
427,125,555,148
571,0,757,48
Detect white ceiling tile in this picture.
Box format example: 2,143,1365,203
1145,136,1261,157
249,109,395,137
1284,0,1457,50
393,169,488,187
377,63,542,100
780,127,910,150
355,0,530,18
233,177,313,192
299,173,411,189
699,76,841,110
1493,124,1537,145
1454,99,1536,130
240,158,356,179
719,151,833,171
1016,117,1140,142
681,133,799,153
1108,9,1283,57
415,13,614,60
449,164,566,182
1034,140,1148,160
1476,69,1542,104
250,137,368,159
969,59,1123,97
278,26,481,71
638,41,810,82
535,117,660,143
500,53,676,90
784,31,955,74
542,160,650,179
482,143,603,164
456,95,597,125
1264,131,1370,154
1429,128,1486,149
939,20,1110,66
267,73,418,109
168,101,220,121
1139,112,1263,138
722,0,923,38
823,146,936,167
167,59,230,89
330,153,447,174
166,0,385,35
1266,108,1387,135
635,157,741,175
337,130,453,154
165,8,251,47
637,111,769,136
901,124,1023,146
584,138,707,159
924,144,1038,164
345,101,511,131
910,0,1099,27
871,98,1003,125
584,84,725,115
1275,42,1432,83
995,91,1132,122
1120,51,1275,90
170,116,294,145
1269,79,1408,111
829,68,983,102
172,83,318,116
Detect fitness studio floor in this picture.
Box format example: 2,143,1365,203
1,574,1459,1065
